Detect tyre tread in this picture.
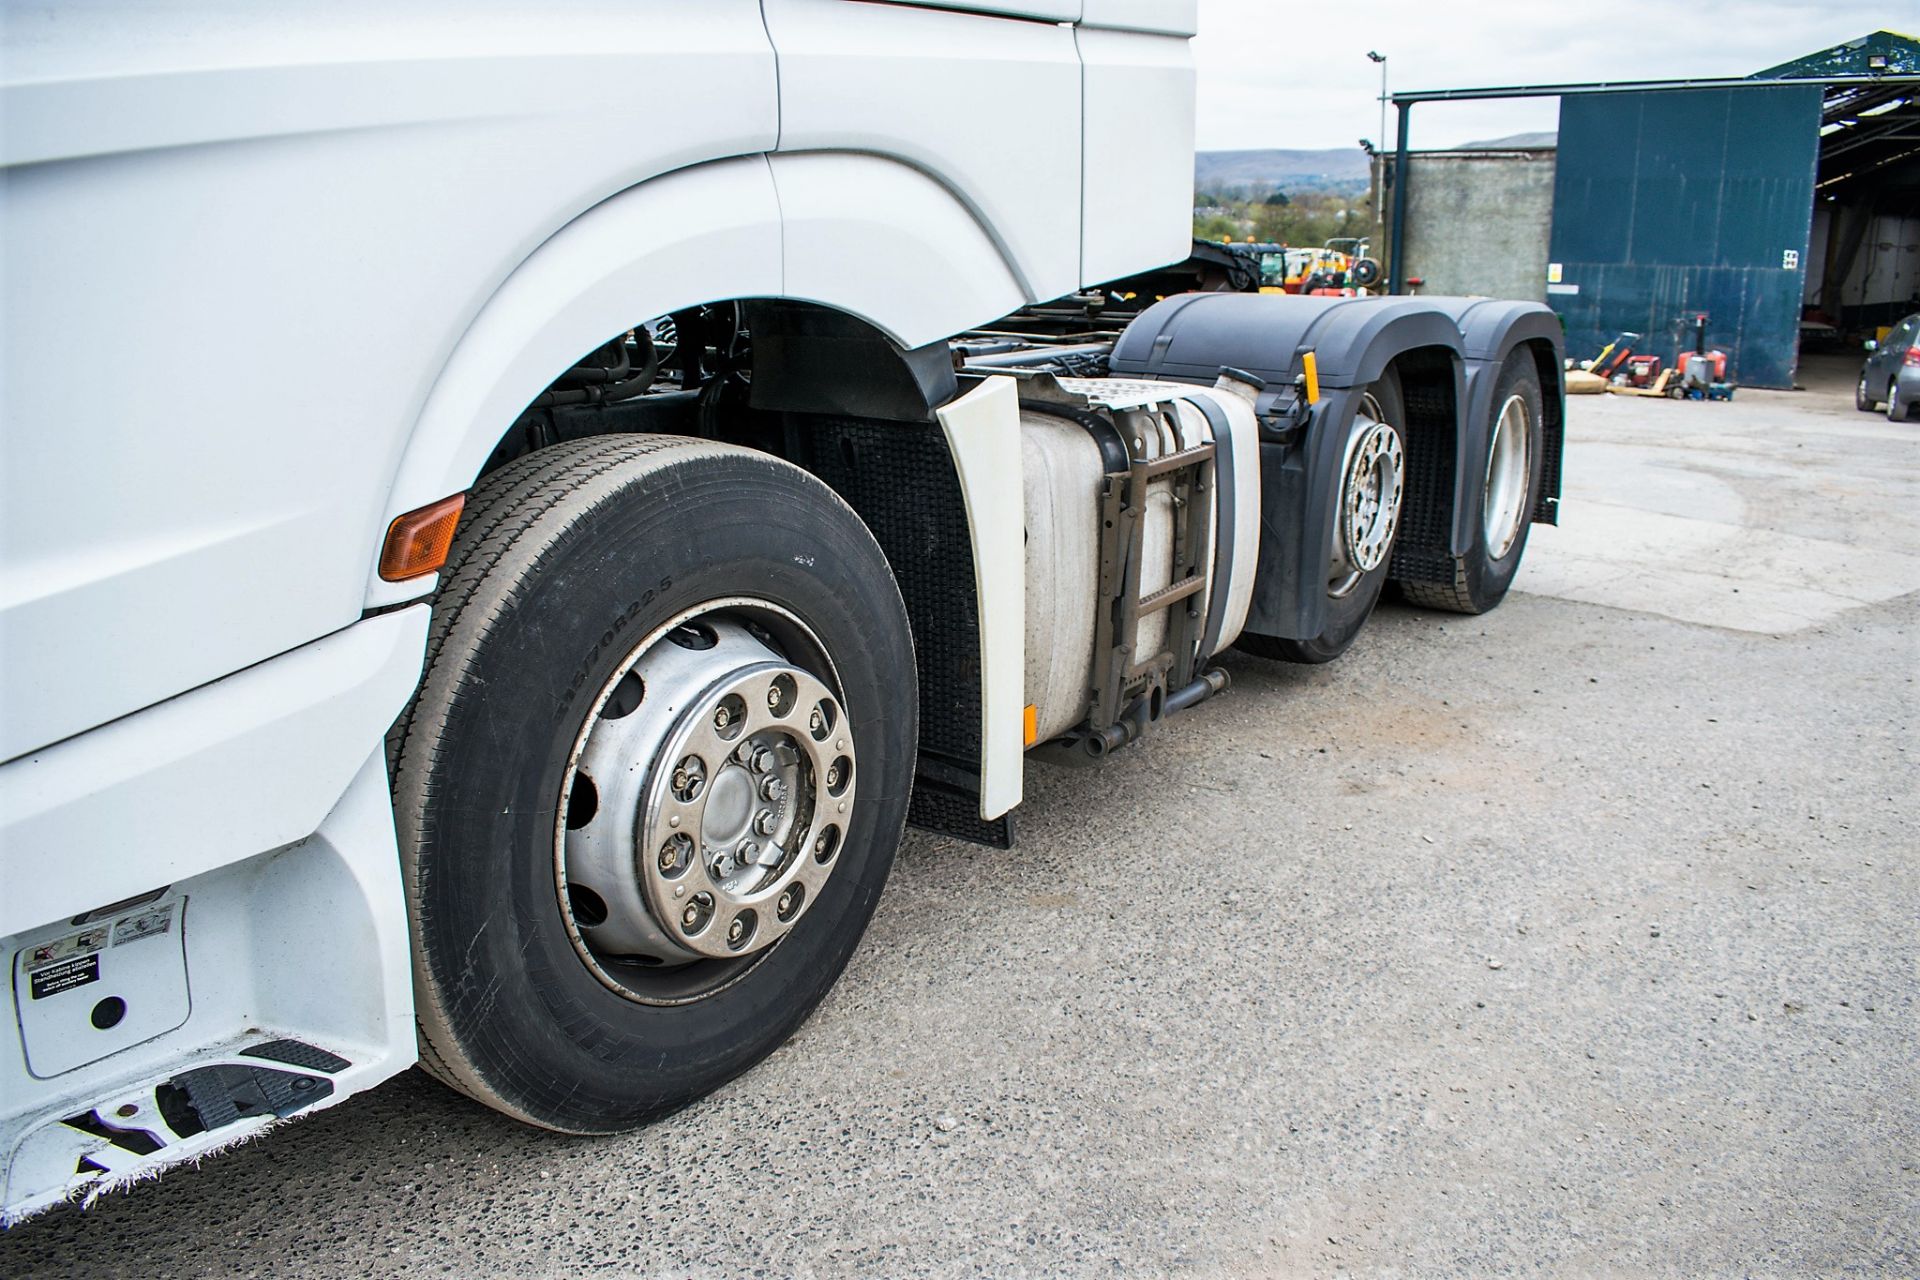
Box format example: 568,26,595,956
1399,559,1479,614
391,434,750,1123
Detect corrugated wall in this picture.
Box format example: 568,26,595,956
1547,85,1822,388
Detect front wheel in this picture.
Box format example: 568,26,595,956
1401,348,1546,615
390,435,916,1133
1856,372,1877,412
1237,371,1407,664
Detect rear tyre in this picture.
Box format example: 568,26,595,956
390,435,915,1133
1401,348,1546,615
1889,381,1914,422
1236,370,1406,664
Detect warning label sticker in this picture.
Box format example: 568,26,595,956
29,953,100,1000
112,903,175,947
26,927,107,970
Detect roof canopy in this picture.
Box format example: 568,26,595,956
1762,32,1920,197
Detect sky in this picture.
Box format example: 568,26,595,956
1192,0,1916,152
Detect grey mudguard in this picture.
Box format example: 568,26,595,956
1109,291,1565,642
1110,293,1464,393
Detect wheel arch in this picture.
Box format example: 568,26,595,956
367,152,1029,610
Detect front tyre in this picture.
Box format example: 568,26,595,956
390,436,916,1133
1401,348,1546,615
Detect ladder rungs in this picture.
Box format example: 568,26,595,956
1137,574,1204,616
1138,443,1214,480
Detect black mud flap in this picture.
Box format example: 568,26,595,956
908,753,1014,849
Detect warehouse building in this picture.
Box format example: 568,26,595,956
1377,30,1920,388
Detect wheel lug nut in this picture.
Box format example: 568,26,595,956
658,833,693,876
727,916,747,944
759,776,786,802
713,705,732,730
808,708,824,734
767,686,782,709
680,892,713,932
754,810,778,836
749,746,773,773
777,887,800,920
824,763,842,789
671,755,706,801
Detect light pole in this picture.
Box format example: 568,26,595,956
1367,51,1388,240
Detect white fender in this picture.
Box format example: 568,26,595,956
369,152,1032,608
771,152,1027,351
367,156,783,606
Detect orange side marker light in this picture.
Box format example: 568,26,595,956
1023,703,1038,747
378,493,466,582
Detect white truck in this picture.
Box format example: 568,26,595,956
0,1,1562,1221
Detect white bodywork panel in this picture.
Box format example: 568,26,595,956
873,0,1079,22
871,0,1198,33
0,1,780,761
1080,0,1199,35
0,607,430,940
771,153,1028,351
935,378,1028,820
1079,25,1198,287
764,0,1084,305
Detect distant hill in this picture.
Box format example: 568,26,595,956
1456,131,1558,149
1194,148,1371,195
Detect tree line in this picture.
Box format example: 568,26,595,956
1193,188,1370,248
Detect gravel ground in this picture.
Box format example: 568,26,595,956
4,357,1915,1278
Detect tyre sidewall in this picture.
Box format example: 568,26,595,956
402,445,913,1131
1460,350,1546,608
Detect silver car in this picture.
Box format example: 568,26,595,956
1857,312,1920,421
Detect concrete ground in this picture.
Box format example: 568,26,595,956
4,355,1915,1279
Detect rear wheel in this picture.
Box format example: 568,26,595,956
1237,371,1406,664
1401,348,1545,615
390,435,915,1132
1889,381,1914,422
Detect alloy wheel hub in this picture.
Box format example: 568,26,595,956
557,612,855,986
1330,404,1405,596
